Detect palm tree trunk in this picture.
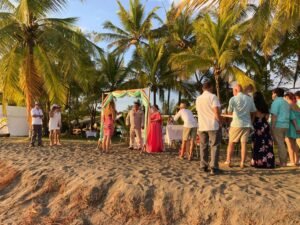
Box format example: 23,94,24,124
214,68,221,101
264,72,268,92
24,47,35,126
153,89,157,105
294,53,300,88
67,89,72,135
167,87,171,114
178,91,182,105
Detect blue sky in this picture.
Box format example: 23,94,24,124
53,0,175,35
51,0,179,52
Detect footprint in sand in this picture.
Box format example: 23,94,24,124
139,170,148,175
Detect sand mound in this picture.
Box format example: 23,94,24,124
0,139,300,225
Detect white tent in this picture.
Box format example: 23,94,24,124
0,106,29,136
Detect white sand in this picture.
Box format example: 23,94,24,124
0,138,300,225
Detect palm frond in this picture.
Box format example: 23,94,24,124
103,21,129,36
230,66,255,88
0,0,15,10
34,46,67,103
0,45,24,106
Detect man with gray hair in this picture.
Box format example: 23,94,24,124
225,84,256,168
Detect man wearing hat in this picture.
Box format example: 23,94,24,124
174,103,198,160
30,101,44,147
126,101,144,150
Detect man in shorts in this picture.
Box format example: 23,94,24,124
174,103,198,160
225,84,256,168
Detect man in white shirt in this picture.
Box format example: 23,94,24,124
174,103,198,160
196,81,222,175
30,102,43,147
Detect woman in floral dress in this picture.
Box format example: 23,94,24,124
251,92,275,168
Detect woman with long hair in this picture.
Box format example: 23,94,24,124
284,92,300,166
54,105,62,146
251,92,275,168
146,104,163,153
102,100,117,153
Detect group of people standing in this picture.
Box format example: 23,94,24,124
144,81,300,175
30,102,62,147
29,83,299,175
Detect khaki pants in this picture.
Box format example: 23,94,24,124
272,127,288,164
129,128,143,148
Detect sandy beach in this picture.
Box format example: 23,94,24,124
0,138,300,225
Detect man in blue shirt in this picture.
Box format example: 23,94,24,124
225,84,256,168
270,88,290,167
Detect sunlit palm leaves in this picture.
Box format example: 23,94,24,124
99,0,161,52
130,40,177,105
98,52,131,92
0,0,101,122
178,0,300,55
171,5,255,100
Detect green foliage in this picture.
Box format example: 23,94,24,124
98,0,161,53
0,0,101,124
1,0,300,133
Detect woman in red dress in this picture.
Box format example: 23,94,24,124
146,105,163,153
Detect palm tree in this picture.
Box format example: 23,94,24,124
151,5,196,109
99,0,161,53
0,0,100,123
152,4,195,51
130,40,176,105
98,52,131,92
177,0,300,55
171,6,254,100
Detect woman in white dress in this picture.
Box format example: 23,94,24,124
55,106,62,145
49,104,62,146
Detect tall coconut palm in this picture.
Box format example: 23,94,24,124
0,0,100,123
152,4,195,51
171,6,255,100
98,52,131,92
151,5,196,109
99,0,161,53
177,0,300,55
130,40,177,105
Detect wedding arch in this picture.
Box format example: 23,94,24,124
100,88,150,142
